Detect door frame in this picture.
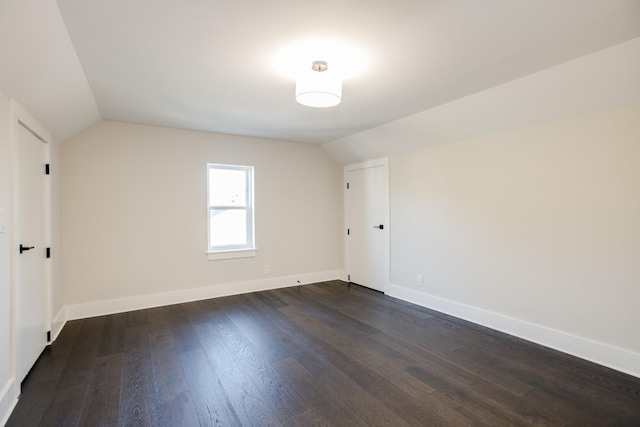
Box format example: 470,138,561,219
344,157,390,292
9,100,53,391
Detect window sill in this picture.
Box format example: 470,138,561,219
207,249,256,261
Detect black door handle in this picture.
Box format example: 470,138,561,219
373,224,384,230
19,244,35,254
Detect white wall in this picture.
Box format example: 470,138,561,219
62,121,343,317
388,103,640,376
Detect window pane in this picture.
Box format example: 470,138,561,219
209,209,247,247
209,168,246,206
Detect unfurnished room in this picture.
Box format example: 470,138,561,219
1,0,639,426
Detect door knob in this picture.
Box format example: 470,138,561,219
19,244,34,254
373,224,384,230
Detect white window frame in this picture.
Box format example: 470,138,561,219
207,163,256,260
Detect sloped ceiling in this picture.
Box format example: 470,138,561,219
325,38,640,163
0,0,100,142
1,1,639,147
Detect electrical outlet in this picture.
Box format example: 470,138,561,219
417,274,424,287
264,265,270,275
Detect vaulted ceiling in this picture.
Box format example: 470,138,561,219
1,0,640,146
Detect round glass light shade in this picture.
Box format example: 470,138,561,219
295,71,342,108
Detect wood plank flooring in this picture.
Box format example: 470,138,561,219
7,280,640,426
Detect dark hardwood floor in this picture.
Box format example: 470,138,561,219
7,280,640,426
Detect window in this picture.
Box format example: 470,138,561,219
207,163,255,259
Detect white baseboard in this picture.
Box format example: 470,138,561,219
50,307,67,342
386,283,640,379
65,270,342,321
0,379,18,427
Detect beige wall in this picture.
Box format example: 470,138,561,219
62,121,343,306
50,139,64,321
0,90,13,421
390,103,640,355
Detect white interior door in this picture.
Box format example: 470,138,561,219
15,121,49,383
345,158,389,292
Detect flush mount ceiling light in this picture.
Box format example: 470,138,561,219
295,60,342,108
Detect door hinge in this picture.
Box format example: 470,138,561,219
45,164,50,175
346,182,349,189
46,247,51,258
347,228,350,235
47,331,51,342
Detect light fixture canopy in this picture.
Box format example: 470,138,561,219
296,60,342,108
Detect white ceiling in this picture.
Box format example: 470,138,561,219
53,0,640,144
1,1,639,146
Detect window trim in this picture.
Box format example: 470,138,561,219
207,163,255,258
207,248,256,261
